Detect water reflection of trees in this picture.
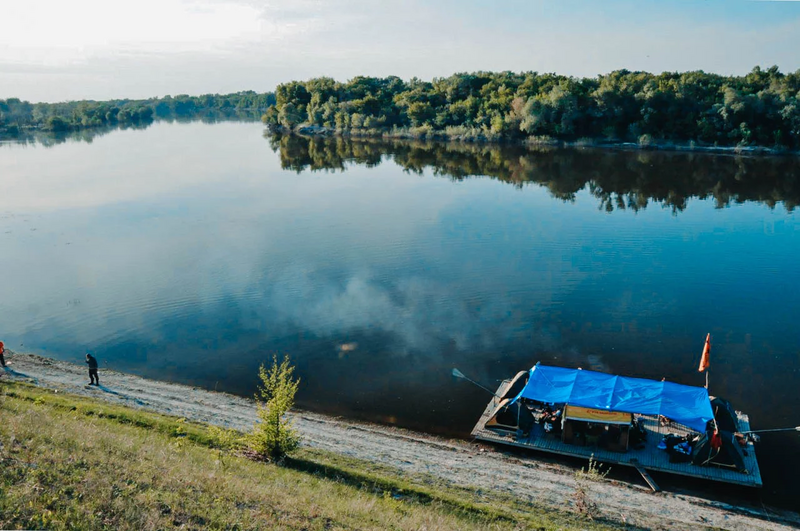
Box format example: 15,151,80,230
268,134,800,213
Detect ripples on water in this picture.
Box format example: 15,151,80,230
1,121,798,505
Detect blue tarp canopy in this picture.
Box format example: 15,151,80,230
513,364,714,433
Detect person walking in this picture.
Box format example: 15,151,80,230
0,341,6,369
86,353,99,386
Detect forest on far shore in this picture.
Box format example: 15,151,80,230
263,67,800,151
5,67,800,152
0,92,276,136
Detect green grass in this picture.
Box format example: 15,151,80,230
0,381,622,530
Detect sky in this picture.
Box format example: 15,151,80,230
1,0,799,102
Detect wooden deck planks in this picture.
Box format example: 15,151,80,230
471,379,763,488
631,459,661,492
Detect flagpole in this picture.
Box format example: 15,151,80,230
699,332,711,390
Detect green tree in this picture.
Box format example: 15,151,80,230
247,354,301,461
45,116,70,132
406,101,435,126
278,102,304,127
520,84,580,137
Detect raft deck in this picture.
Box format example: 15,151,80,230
471,379,762,488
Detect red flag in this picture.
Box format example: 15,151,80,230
710,429,722,450
698,333,711,372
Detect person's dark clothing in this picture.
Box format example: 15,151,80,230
86,355,99,385
0,351,5,368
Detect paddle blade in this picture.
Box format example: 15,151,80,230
451,368,465,379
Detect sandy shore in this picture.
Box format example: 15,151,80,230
2,352,798,531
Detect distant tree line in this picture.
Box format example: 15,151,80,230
263,67,800,151
0,92,275,137
269,134,800,212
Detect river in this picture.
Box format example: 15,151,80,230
1,121,798,504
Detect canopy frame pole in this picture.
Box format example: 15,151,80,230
740,426,800,434
451,368,499,397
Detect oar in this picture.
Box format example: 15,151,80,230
451,368,498,397
740,426,800,435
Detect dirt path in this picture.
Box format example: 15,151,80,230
2,353,797,530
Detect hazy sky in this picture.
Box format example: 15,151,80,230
2,0,799,102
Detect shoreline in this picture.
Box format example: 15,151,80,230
281,125,800,158
5,118,798,158
2,351,799,530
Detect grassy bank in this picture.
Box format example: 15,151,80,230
277,125,796,156
0,381,618,530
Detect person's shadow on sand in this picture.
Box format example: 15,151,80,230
96,385,139,403
96,385,121,396
3,366,136,403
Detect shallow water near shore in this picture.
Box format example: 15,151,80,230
1,121,799,507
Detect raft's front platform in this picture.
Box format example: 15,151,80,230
471,379,762,488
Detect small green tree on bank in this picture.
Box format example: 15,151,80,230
572,455,610,520
247,354,301,461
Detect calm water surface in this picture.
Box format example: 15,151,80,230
1,122,798,502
